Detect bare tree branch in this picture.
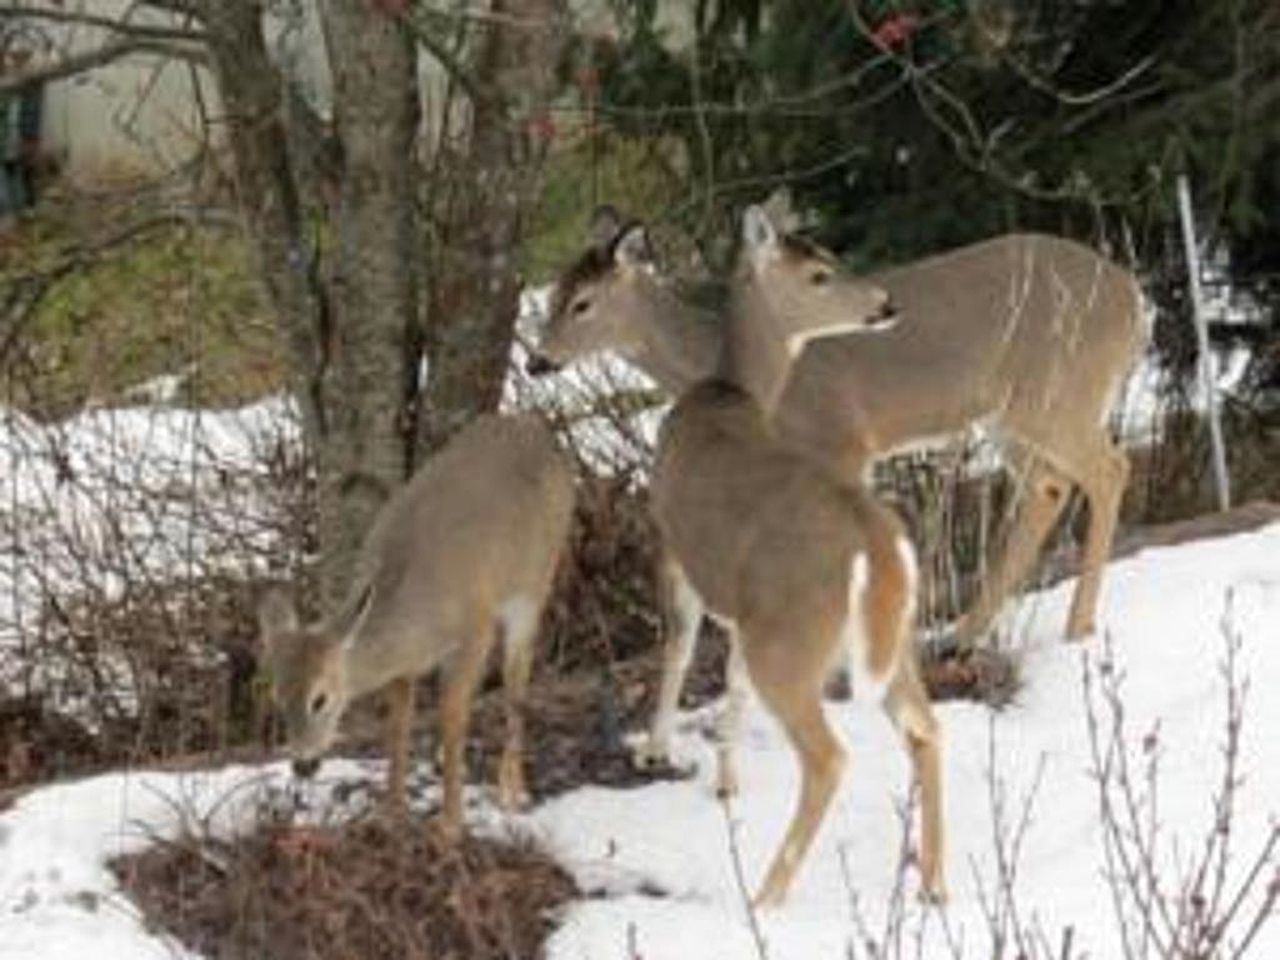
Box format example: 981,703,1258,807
0,5,206,44
5,36,208,91
137,0,204,17
0,36,207,95
402,10,485,104
1000,51,1157,107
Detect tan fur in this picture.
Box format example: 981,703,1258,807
257,414,574,834
536,209,1145,649
647,207,945,906
863,517,910,680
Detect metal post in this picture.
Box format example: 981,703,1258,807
1176,174,1231,512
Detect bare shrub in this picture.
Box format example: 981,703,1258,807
838,601,1277,959
0,397,311,786
1084,606,1280,959
113,808,576,960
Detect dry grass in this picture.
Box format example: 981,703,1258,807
113,813,577,960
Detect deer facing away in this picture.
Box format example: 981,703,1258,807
257,413,574,835
644,206,945,907
533,205,1144,767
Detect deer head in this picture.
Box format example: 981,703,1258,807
734,205,898,362
530,206,663,372
256,585,374,775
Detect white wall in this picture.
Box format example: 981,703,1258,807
30,0,692,184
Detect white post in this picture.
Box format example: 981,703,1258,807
1176,174,1231,512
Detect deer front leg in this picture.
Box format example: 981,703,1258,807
384,675,416,813
884,660,947,903
497,605,538,812
635,552,704,769
715,626,748,798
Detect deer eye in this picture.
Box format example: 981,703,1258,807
572,298,592,316
309,692,329,715
810,269,832,286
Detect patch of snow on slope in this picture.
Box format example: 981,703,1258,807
0,760,377,960
2,488,1277,959
534,522,1280,959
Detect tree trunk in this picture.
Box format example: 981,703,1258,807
208,0,563,610
418,0,568,453
314,0,420,608
204,2,325,448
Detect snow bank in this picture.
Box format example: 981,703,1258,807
536,521,1280,959
1,521,1277,958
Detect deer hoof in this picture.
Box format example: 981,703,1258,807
918,881,948,906
630,736,671,770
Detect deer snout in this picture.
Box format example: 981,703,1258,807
869,296,900,329
525,352,561,376
291,756,321,779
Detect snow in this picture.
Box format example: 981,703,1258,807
0,396,301,712
1,284,1273,956
537,523,1280,958
2,521,1278,958
0,759,378,960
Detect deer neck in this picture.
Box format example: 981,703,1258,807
339,640,389,699
627,277,723,392
324,590,396,699
719,276,797,417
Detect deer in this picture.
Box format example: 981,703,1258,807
531,205,1145,770
635,205,944,907
256,413,574,838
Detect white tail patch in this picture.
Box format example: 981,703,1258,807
895,535,919,623
840,549,891,703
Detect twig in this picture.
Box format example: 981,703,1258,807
720,797,770,960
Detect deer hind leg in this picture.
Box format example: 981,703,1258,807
637,551,705,768
437,622,497,840
746,637,847,908
1064,442,1129,641
883,657,946,902
953,458,1071,648
384,675,416,813
497,597,540,812
715,625,748,799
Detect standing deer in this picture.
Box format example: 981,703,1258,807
532,205,1144,767
257,413,574,836
640,206,944,906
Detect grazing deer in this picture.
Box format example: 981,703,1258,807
532,206,1144,766
641,206,944,907
257,413,574,836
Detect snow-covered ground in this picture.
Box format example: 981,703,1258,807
3,520,1278,958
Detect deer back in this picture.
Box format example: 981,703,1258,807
346,414,573,684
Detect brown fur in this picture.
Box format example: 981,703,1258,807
538,215,1145,647
257,414,574,834
647,208,945,906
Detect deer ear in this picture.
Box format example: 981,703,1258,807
742,204,780,263
257,587,298,645
613,224,655,271
333,582,376,650
588,205,625,250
